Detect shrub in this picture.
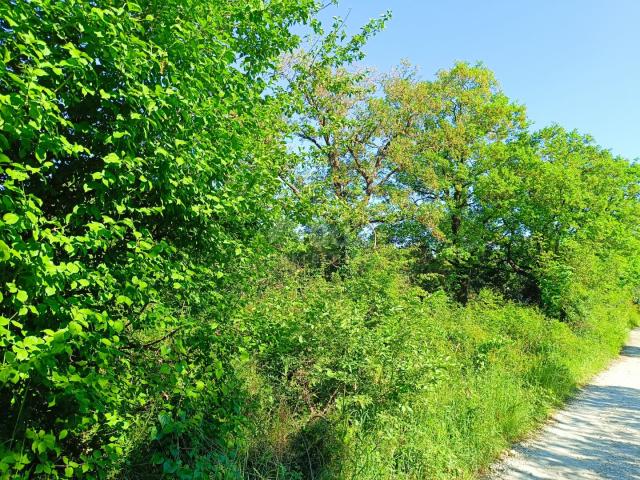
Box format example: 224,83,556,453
0,1,314,477
233,250,639,479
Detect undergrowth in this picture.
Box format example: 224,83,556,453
231,249,638,479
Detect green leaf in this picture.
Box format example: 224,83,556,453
3,213,19,225
66,263,80,274
0,240,10,261
116,295,133,306
26,211,38,224
68,322,82,336
112,320,124,333
103,153,120,164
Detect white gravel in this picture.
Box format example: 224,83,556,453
487,328,640,480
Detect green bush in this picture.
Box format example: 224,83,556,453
0,1,315,477
233,250,638,479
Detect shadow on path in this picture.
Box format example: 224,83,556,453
621,345,640,358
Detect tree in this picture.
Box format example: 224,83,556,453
284,59,640,309
284,60,526,294
474,126,640,315
386,63,525,299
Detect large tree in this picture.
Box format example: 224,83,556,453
473,126,640,313
284,61,526,278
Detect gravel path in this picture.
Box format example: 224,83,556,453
487,328,640,480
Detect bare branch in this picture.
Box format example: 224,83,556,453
297,133,324,151
278,175,303,199
377,167,398,188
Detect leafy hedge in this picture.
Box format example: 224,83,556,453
0,0,315,477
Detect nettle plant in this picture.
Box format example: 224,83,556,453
0,0,315,477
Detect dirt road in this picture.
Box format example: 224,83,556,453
488,328,640,479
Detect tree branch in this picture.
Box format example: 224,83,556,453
297,133,324,151
278,175,302,199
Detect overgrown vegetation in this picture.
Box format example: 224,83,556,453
233,249,637,479
1,1,638,479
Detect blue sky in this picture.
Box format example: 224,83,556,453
318,0,639,160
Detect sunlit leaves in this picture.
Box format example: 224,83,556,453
0,0,316,477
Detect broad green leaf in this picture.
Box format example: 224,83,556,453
3,213,19,225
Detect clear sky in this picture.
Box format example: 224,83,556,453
318,0,639,160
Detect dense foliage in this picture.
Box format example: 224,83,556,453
1,2,638,479
0,0,315,477
282,55,639,306
234,250,637,479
